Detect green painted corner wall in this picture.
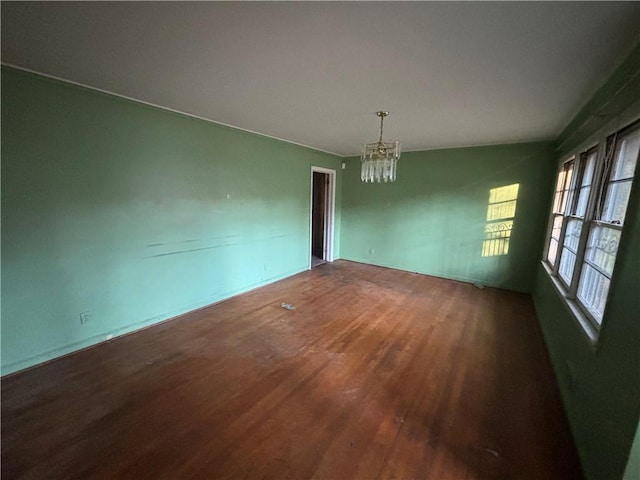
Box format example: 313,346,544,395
533,178,640,480
532,43,640,480
1,66,342,375
340,142,556,293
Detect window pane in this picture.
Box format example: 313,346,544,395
551,215,562,239
584,225,620,276
547,238,559,265
602,180,632,224
558,249,576,284
561,166,574,214
571,150,597,216
581,152,597,186
558,218,582,284
577,264,610,324
552,192,562,214
546,214,563,266
576,186,590,217
611,133,640,181
555,168,567,191
563,219,582,251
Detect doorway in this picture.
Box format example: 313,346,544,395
310,167,335,268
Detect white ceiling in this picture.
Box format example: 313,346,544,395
2,2,640,157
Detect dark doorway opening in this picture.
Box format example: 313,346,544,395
312,171,329,267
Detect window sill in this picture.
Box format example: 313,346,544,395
540,261,600,349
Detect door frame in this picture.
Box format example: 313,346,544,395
309,166,336,268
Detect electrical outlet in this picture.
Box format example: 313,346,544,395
369,248,375,255
80,311,91,325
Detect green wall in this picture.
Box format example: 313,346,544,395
1,67,342,375
340,142,556,293
532,43,640,480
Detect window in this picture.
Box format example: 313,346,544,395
543,120,640,339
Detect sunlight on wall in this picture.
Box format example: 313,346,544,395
482,184,520,257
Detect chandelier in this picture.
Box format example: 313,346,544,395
361,111,401,183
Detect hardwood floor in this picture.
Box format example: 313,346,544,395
2,260,582,479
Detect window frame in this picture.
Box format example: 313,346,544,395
542,119,640,343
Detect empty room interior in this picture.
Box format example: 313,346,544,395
2,2,640,480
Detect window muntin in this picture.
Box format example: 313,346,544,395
544,120,639,337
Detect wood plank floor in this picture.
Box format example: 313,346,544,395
2,260,583,479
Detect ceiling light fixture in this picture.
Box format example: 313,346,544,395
361,111,401,183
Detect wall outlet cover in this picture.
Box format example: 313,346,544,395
80,312,91,325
